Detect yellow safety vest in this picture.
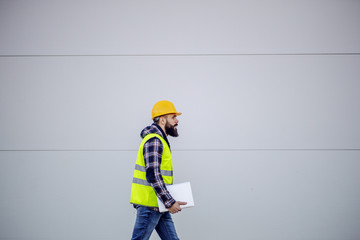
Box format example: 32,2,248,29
130,133,173,207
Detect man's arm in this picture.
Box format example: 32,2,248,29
143,138,176,208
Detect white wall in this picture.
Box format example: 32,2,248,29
1,1,360,240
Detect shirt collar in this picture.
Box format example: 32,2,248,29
152,123,171,150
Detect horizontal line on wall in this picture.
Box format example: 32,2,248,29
0,149,359,152
179,148,360,151
0,53,360,58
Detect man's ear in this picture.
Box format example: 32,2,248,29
160,116,167,125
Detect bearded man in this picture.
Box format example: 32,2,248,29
130,100,187,240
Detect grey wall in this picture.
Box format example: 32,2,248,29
1,1,360,240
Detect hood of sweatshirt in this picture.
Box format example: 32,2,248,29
140,123,171,149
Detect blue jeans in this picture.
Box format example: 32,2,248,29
131,206,180,240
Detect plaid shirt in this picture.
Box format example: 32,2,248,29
140,123,176,209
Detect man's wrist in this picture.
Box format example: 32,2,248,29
165,198,176,208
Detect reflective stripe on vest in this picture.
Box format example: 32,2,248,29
130,133,173,207
133,177,151,186
134,164,173,177
132,177,171,187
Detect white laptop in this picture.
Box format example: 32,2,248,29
157,182,195,213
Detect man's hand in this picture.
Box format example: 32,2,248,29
168,201,187,214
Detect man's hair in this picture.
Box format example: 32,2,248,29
153,115,170,124
153,116,160,124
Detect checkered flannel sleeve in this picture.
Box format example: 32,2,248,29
143,138,176,208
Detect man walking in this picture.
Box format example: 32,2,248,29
130,100,187,240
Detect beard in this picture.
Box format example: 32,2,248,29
165,121,179,137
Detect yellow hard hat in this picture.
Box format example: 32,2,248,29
152,100,182,119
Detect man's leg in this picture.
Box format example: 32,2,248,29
155,212,180,240
131,206,162,240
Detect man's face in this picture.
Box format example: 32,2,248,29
164,114,179,137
